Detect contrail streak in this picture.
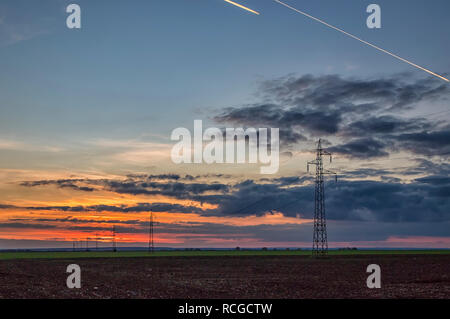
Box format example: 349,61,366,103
274,0,449,83
224,0,260,15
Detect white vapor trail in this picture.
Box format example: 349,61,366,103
274,0,449,82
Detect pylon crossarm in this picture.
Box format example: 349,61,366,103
321,151,332,163
307,160,319,173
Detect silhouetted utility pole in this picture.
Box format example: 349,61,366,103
307,139,336,257
148,212,154,253
112,225,117,252
95,233,99,251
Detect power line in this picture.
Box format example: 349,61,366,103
228,196,271,216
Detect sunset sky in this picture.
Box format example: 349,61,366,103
0,0,449,249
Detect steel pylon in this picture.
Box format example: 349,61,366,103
307,139,336,257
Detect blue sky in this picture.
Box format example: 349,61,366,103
1,0,449,142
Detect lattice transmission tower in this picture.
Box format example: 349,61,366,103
112,225,117,252
307,139,336,257
148,212,154,253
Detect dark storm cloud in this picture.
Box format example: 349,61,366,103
100,180,229,199
125,174,196,181
267,176,312,186
259,74,449,111
18,174,234,211
214,103,341,142
125,174,233,181
213,74,450,158
0,223,57,229
213,179,450,223
332,126,450,159
1,202,205,215
9,171,450,224
395,129,450,156
11,217,144,226
42,203,205,214
21,179,94,192
211,180,311,217
0,204,16,209
347,126,447,160
324,181,433,222
402,159,450,176
339,168,391,179
415,176,450,185
217,177,450,223
340,115,431,137
327,138,389,159
20,174,231,202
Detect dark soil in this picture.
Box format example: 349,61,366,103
0,255,449,299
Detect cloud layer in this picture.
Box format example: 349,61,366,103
214,74,450,158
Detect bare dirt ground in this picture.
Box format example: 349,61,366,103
0,255,449,299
